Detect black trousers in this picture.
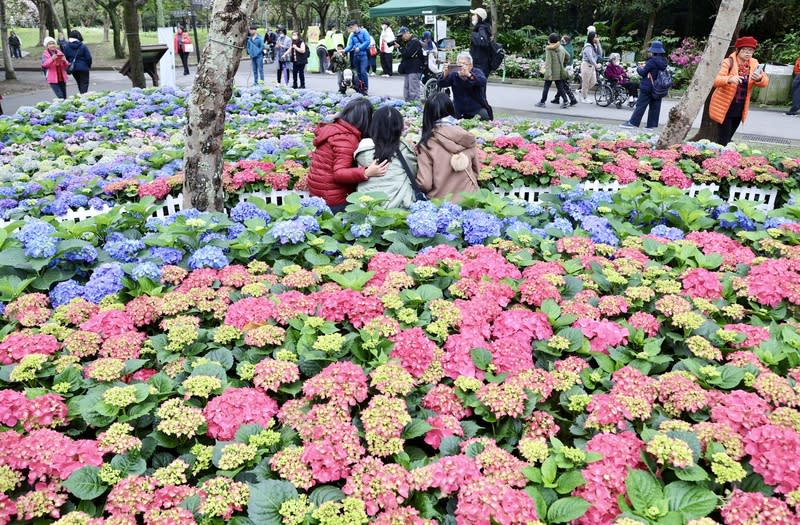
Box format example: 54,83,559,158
380,52,393,75
179,51,190,74
292,63,306,88
718,111,743,146
73,71,90,94
540,79,568,103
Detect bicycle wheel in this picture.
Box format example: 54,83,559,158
595,85,613,107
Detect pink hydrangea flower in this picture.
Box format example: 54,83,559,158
390,328,437,378
203,387,278,441
0,333,59,365
682,268,723,300
743,424,800,494
573,318,628,353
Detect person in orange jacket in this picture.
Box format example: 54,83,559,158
708,36,768,145
786,55,800,116
174,26,192,75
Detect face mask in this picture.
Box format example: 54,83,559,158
471,16,478,25
382,25,387,30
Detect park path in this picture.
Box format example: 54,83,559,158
2,64,798,144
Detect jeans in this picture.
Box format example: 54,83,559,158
540,79,569,103
292,63,306,88
403,72,420,101
353,53,369,92
628,88,662,128
380,52,393,75
50,81,67,99
277,61,291,84
251,56,264,84
72,70,90,94
368,53,377,73
179,51,190,74
11,45,21,58
789,74,800,113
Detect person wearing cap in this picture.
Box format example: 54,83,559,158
469,7,492,76
343,20,372,94
708,36,769,145
41,36,70,99
421,31,435,54
174,26,192,75
62,30,92,94
396,27,424,101
274,26,292,86
246,24,265,85
620,40,669,130
379,21,395,77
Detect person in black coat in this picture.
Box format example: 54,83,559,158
396,27,423,101
286,31,308,89
8,32,22,59
469,7,492,76
62,30,93,94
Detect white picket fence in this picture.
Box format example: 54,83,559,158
0,182,782,229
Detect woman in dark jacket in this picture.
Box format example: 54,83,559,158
621,40,668,129
286,31,308,89
307,98,388,211
468,7,492,75
62,30,93,94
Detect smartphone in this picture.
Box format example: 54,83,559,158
753,64,765,75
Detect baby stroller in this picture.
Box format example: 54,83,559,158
421,38,457,101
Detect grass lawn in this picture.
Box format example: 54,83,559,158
9,26,210,68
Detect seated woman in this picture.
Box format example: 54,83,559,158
355,106,417,209
415,93,480,202
307,98,388,211
604,53,639,102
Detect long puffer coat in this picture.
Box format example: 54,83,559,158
307,120,367,206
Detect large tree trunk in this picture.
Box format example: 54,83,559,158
641,11,656,57
95,0,125,58
37,0,47,45
61,0,70,33
183,0,258,212
44,0,61,30
123,0,145,87
656,0,745,148
489,0,498,41
0,0,17,80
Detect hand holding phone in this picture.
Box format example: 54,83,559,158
751,63,765,81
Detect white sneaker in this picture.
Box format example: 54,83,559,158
582,98,593,104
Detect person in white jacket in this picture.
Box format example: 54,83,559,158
379,21,395,77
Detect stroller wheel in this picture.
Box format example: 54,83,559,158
615,102,622,109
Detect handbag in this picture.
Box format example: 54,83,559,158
368,45,377,57
66,61,75,74
396,147,428,202
184,43,194,54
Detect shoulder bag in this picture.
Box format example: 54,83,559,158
396,147,428,202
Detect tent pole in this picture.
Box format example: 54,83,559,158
433,15,437,43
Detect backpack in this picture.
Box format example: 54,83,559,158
649,68,673,98
489,41,505,72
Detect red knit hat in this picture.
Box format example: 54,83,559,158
735,36,758,49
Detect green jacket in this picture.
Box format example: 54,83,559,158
544,42,568,81
355,139,417,209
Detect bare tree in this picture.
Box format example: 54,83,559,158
183,0,258,212
94,0,125,58
656,0,745,148
0,0,17,80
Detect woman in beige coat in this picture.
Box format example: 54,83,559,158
416,93,480,202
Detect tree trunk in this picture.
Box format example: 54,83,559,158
155,0,164,27
37,0,47,45
0,0,17,80
44,0,61,31
123,0,145,87
183,0,258,212
103,11,110,42
345,0,359,23
110,5,124,57
655,0,745,149
641,10,656,57
488,0,498,41
61,0,70,33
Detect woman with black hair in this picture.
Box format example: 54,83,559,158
355,106,417,209
62,30,93,94
307,98,389,210
469,7,492,76
415,93,480,202
285,31,308,89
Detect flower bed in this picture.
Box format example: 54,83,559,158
1,173,800,523
0,87,798,223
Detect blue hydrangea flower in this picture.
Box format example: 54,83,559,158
436,202,463,234
15,219,56,244
462,210,502,245
199,232,227,244
49,280,86,307
409,200,438,214
300,197,331,216
64,245,98,264
131,261,162,281
227,223,246,240
148,247,184,265
764,217,795,229
104,233,145,263
84,263,125,303
350,223,372,238
230,202,271,223
406,211,438,238
581,215,619,246
525,203,544,217
270,219,307,244
188,246,228,269
546,217,574,235
649,224,684,241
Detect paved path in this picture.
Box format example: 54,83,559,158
3,64,799,143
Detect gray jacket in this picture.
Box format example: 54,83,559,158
355,139,417,209
581,42,598,66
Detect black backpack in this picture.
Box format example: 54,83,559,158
489,41,505,72
649,68,673,98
